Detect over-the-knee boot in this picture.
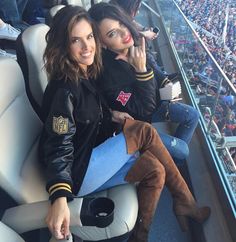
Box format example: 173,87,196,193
125,150,166,242
123,119,210,231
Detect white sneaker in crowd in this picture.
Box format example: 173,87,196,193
0,23,21,41
0,49,17,60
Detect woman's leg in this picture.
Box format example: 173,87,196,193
152,101,199,144
0,0,20,23
96,149,166,242
125,151,166,242
169,102,199,143
78,133,137,196
17,0,28,20
93,157,136,193
123,120,210,232
158,131,189,160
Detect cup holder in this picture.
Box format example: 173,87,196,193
80,197,114,228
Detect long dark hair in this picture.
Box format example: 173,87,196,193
109,0,142,17
44,5,102,82
88,2,140,46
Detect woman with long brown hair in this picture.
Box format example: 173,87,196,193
39,5,210,242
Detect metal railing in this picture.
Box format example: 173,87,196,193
141,0,236,215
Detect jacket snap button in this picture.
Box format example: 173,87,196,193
86,119,90,124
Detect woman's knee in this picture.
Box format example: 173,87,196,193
127,119,158,140
187,106,199,124
169,137,189,160
176,140,189,160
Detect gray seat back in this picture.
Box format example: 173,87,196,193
16,24,49,118
0,57,48,203
0,222,25,242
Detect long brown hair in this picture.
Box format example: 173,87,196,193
44,5,102,82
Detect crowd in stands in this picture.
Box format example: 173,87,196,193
173,0,236,169
181,42,236,138
174,0,236,141
177,0,236,85
0,0,45,58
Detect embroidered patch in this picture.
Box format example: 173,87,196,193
116,91,132,106
53,116,69,135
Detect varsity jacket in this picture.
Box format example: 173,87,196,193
97,49,158,122
39,78,114,203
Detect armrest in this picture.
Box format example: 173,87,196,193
1,197,114,234
1,198,83,234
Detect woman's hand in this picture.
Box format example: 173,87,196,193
140,29,158,40
116,37,147,73
128,37,147,72
46,197,71,240
111,110,134,124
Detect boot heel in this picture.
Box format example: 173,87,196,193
176,215,189,231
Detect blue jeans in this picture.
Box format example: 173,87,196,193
152,101,199,160
0,0,28,23
78,133,138,197
158,132,189,161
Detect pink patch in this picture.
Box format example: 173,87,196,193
116,91,132,106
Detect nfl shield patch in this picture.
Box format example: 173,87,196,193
53,116,69,135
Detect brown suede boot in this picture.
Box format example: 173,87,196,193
123,119,210,232
125,151,166,242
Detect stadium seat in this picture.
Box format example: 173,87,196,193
0,54,137,241
16,23,49,119
45,5,65,25
0,221,25,242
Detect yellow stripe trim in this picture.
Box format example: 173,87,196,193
49,183,71,193
50,187,72,196
161,77,170,87
136,70,154,78
136,73,154,81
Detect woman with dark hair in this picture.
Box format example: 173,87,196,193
109,0,158,40
110,0,182,86
89,2,200,164
40,5,210,242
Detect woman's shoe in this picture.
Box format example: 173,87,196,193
174,204,211,231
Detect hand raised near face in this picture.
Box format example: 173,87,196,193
115,37,147,73
128,37,147,72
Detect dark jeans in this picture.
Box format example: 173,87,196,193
151,101,199,165
0,0,28,23
23,0,43,24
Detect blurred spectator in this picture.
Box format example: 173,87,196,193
23,0,44,25
0,0,29,31
220,94,235,106
0,48,16,59
0,18,20,40
109,0,158,40
177,0,236,84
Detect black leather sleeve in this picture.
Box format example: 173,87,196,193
42,88,76,203
133,69,157,115
107,69,157,120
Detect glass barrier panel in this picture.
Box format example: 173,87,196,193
141,0,236,213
